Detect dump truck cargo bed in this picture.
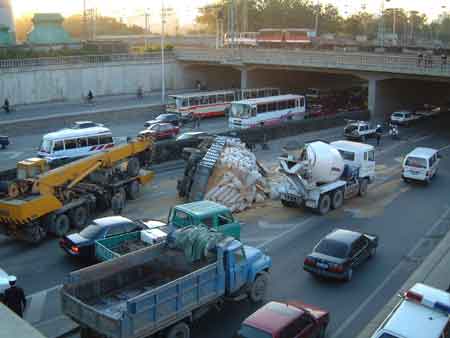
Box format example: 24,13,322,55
61,242,223,338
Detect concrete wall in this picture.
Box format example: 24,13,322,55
175,64,241,90
0,61,181,105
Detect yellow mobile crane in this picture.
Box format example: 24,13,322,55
0,132,155,243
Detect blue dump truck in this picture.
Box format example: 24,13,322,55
61,230,272,338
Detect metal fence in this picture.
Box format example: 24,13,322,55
0,52,175,71
175,48,450,78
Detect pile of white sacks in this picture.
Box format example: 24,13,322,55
204,138,280,212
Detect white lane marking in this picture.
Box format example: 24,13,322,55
257,217,314,250
330,206,450,338
1,151,25,160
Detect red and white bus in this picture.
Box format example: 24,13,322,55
229,94,306,129
166,88,280,119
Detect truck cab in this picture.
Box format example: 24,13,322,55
344,120,381,141
168,201,241,240
331,141,375,182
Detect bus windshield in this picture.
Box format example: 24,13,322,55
231,103,252,118
167,96,177,108
40,139,52,153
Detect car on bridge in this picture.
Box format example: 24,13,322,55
235,300,329,338
59,216,166,261
303,228,378,282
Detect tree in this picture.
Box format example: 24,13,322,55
14,16,33,42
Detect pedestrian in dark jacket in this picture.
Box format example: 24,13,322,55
3,276,26,317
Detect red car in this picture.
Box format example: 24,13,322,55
236,301,329,338
146,122,179,140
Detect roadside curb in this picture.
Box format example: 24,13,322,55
357,209,450,338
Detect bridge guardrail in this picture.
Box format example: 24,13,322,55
175,48,450,77
0,52,176,72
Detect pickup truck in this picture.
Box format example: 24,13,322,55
61,229,272,338
390,111,422,125
344,120,382,141
95,228,167,262
169,200,242,240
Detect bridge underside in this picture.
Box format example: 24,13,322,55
179,62,450,121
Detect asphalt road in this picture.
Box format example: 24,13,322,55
2,117,450,338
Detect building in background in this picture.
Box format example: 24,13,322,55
0,0,16,45
27,13,76,46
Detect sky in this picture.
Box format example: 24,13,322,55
11,0,450,25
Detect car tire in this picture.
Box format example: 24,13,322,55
317,325,327,338
49,214,70,237
402,176,410,183
69,206,88,229
359,179,369,197
361,135,366,142
166,322,190,338
345,269,353,282
318,194,331,215
331,189,344,209
249,272,269,303
369,246,377,259
281,199,296,208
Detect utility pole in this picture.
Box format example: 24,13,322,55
314,0,320,36
160,2,172,104
378,0,386,48
241,0,248,33
216,7,224,49
83,0,87,40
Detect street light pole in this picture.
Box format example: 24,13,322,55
161,0,166,104
314,0,320,36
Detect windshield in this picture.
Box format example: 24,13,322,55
236,325,272,338
231,103,252,118
392,113,404,118
170,209,193,227
79,225,103,239
156,115,169,121
40,139,52,153
344,125,358,133
338,150,355,161
315,239,348,258
405,156,427,168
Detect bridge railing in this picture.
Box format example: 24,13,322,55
175,48,450,77
0,52,175,71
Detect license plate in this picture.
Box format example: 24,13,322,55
317,262,329,269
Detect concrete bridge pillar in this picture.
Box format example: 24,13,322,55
365,76,395,122
240,68,248,89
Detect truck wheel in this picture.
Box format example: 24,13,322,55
361,135,366,142
359,179,369,197
249,272,269,303
166,322,190,338
127,157,140,177
25,225,47,243
70,206,88,229
331,189,344,209
345,268,353,282
126,180,140,200
49,214,70,237
318,325,327,338
318,194,331,215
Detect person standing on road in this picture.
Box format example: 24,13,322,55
194,114,201,129
3,276,26,318
2,99,10,114
441,54,447,71
376,131,381,146
417,52,423,67
87,90,94,103
111,192,124,215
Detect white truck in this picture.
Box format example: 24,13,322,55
344,120,382,141
390,111,422,125
279,140,375,215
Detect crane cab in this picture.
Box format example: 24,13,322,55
17,158,49,180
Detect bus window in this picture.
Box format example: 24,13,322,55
77,138,87,148
209,96,217,104
226,93,235,102
100,135,113,144
200,96,208,104
257,104,267,114
88,136,99,146
278,100,287,110
65,139,77,150
217,95,225,103
53,141,64,152
287,100,295,109
268,102,276,112
189,97,199,106
181,99,188,107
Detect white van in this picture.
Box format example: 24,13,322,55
402,147,440,183
370,283,450,338
38,126,114,162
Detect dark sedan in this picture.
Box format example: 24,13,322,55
60,216,166,260
303,229,378,282
144,113,180,128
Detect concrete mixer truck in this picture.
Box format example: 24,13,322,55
278,140,375,215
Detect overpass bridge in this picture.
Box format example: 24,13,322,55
175,47,450,120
